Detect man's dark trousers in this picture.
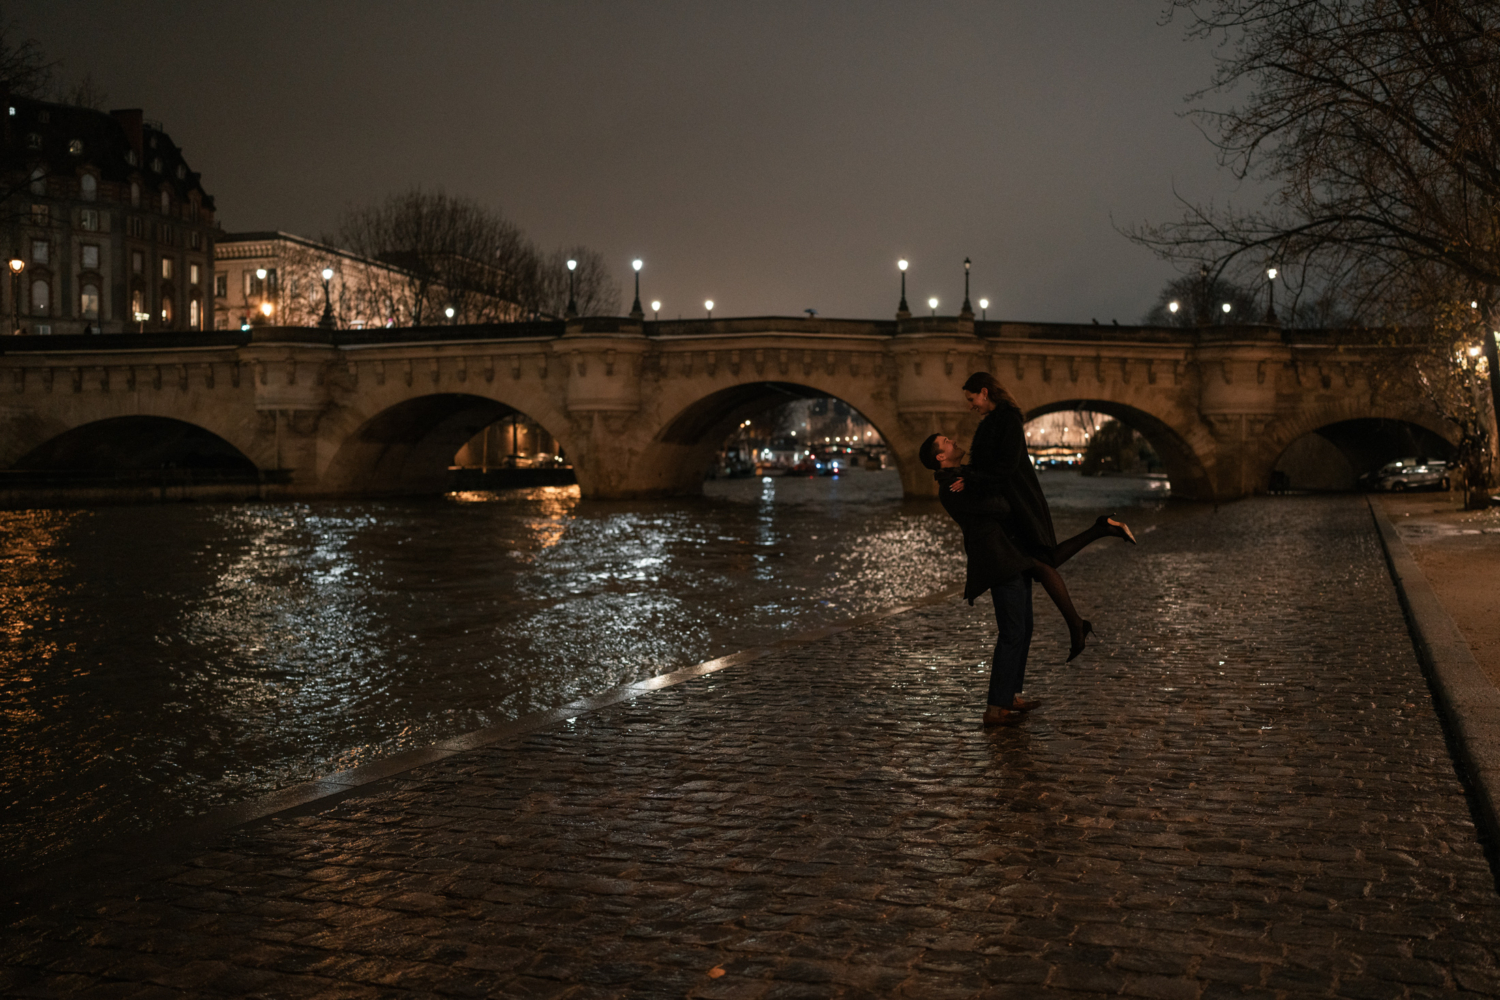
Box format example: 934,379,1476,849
988,574,1032,708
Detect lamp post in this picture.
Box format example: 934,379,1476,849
629,259,644,320
979,297,989,321
565,258,578,319
960,257,974,319
8,258,23,335
319,267,335,329
1264,266,1279,325
651,300,660,321
928,296,938,317
705,299,714,319
445,306,456,324
896,259,910,319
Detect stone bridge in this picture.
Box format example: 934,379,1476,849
0,315,1456,501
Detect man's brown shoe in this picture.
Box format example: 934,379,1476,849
1009,697,1043,713
982,709,1021,728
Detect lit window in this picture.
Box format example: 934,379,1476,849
189,263,199,284
160,296,173,324
131,250,144,274
189,298,200,328
131,289,144,317
126,149,138,166
30,204,48,226
81,245,99,269
161,257,172,279
31,279,49,315
31,240,47,265
68,139,83,155
80,174,96,201
79,209,98,231
214,272,227,298
129,182,140,207
81,284,100,320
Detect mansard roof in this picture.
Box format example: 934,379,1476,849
1,91,215,210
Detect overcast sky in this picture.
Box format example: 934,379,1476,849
18,1,1263,323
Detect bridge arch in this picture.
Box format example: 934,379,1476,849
1023,399,1214,499
13,415,258,474
1264,403,1459,491
635,380,905,497
321,392,577,496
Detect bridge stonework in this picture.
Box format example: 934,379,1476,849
0,316,1455,501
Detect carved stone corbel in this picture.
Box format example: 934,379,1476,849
374,361,386,386
98,367,109,393
803,350,813,376
428,358,440,385
403,360,413,387
826,350,836,375
779,349,789,375
71,367,82,393
177,364,189,391
730,349,742,375
605,349,617,376
945,350,956,376
1256,360,1267,385
346,360,358,386
754,349,765,375
456,357,468,383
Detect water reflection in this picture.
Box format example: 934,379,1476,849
1,469,1170,870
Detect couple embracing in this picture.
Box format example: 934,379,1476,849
919,372,1135,728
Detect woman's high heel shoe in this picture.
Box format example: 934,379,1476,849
1067,620,1094,662
1097,513,1137,545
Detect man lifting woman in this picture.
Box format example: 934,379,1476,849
919,372,1135,727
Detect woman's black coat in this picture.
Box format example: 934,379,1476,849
963,405,1058,565
935,466,1034,604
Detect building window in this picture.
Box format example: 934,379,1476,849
31,279,49,315
127,216,144,238
189,231,201,250
161,257,173,279
160,190,170,214
25,132,40,149
80,209,99,231
80,174,97,201
214,272,227,298
130,289,145,319
126,149,138,166
244,271,260,297
189,297,200,328
160,296,173,324
81,244,99,269
34,324,51,336
131,250,144,274
29,167,45,195
176,164,186,180
68,139,83,156
151,157,162,173
30,204,48,226
130,181,140,207
31,240,48,265
81,284,100,320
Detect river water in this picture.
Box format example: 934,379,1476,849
1,469,1172,870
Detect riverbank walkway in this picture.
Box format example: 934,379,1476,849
5,496,1500,998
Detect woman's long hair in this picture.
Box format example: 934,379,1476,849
961,371,1023,415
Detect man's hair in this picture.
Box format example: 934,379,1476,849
919,433,943,471
961,371,1023,415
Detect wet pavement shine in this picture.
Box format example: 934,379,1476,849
4,493,1498,999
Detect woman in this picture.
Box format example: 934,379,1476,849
919,429,1133,726
953,371,1133,660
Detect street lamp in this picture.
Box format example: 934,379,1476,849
961,257,973,318
705,299,714,319
978,297,989,321
630,258,644,320
8,258,23,335
897,259,910,319
651,299,661,321
1265,266,1279,324
928,296,938,317
1168,300,1180,315
319,267,335,329
565,258,578,319
1221,302,1232,319
445,305,456,324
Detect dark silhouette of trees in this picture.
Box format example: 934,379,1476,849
334,188,619,325
1131,0,1500,505
1142,271,1262,326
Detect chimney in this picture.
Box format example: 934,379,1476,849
111,108,143,162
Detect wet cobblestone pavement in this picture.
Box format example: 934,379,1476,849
5,495,1500,999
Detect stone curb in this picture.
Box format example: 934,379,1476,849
1368,496,1500,851
8,584,965,916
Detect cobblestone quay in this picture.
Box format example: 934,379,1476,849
5,496,1500,999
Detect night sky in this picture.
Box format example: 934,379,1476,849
19,1,1261,323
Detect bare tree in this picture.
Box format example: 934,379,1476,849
1142,271,1262,326
1130,0,1500,505
538,247,621,317
0,14,55,97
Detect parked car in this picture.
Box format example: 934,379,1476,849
1365,457,1451,492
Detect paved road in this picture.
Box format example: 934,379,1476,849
5,496,1499,999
